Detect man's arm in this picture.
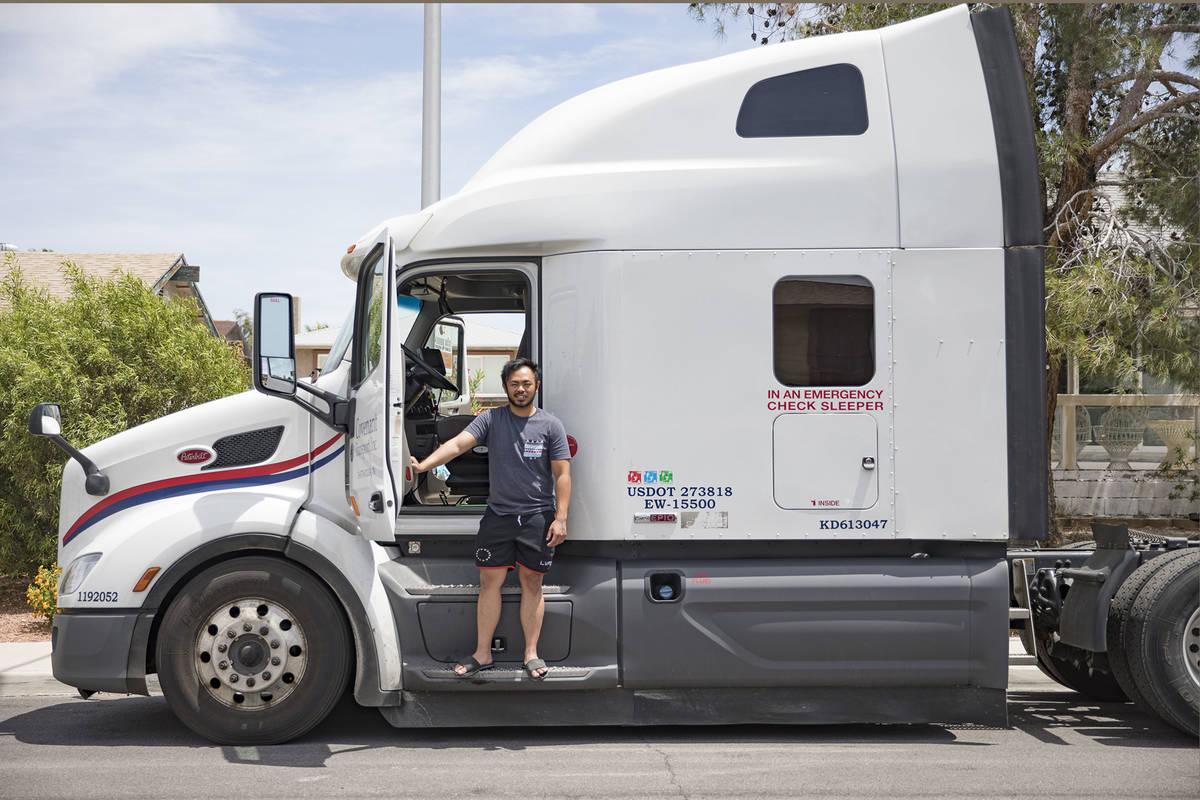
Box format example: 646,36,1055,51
547,459,571,546
411,430,478,473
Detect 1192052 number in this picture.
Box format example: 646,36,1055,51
77,590,119,603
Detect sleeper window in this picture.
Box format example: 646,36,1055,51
736,63,868,138
773,277,874,386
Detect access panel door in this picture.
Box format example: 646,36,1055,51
773,412,878,510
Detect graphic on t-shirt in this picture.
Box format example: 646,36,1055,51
523,439,546,459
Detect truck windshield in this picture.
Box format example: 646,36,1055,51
321,310,354,375
319,296,422,377
395,294,421,342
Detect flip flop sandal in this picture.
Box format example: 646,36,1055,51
523,657,548,680
455,656,493,678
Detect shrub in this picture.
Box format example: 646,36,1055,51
0,256,249,574
25,563,61,622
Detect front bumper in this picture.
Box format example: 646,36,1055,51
51,610,154,695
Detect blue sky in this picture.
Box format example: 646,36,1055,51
0,4,754,327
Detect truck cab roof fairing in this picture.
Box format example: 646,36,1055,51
395,4,999,259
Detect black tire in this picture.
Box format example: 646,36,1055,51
155,556,351,745
1122,549,1200,737
1033,635,1127,701
1106,547,1196,714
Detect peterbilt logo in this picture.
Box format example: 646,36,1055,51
176,447,215,465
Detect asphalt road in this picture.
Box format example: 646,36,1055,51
1,670,1196,800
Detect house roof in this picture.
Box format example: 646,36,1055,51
1,252,184,300
464,319,521,349
0,251,217,335
294,326,339,348
213,320,245,342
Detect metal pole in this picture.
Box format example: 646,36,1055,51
421,3,441,209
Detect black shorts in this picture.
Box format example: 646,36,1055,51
474,508,555,574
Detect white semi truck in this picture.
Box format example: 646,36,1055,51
30,5,1199,744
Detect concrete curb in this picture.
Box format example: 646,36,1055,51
0,642,71,697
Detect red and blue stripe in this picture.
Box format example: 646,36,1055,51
62,433,345,546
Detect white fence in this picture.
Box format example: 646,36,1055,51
1055,393,1199,471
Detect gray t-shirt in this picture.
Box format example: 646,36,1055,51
464,407,572,515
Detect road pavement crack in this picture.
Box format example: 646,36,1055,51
644,740,687,799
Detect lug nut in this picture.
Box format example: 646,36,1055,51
271,656,281,666
218,660,229,670
270,640,280,650
217,643,227,653
259,626,269,636
243,623,252,633
262,671,272,680
246,678,256,688
226,630,235,639
229,674,239,683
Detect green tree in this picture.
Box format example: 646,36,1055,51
232,307,253,353
0,256,250,576
690,3,1200,533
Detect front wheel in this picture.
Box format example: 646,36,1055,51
155,556,351,744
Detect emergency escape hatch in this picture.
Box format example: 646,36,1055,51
772,413,879,510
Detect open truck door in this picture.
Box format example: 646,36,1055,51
345,229,408,542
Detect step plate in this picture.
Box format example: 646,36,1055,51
421,666,592,681
403,584,571,596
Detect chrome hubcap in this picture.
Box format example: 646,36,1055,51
195,598,307,710
1184,605,1200,690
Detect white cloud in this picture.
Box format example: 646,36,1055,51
0,5,251,125
447,4,602,38
1,3,751,324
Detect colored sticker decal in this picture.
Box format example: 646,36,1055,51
63,433,344,545
627,470,673,484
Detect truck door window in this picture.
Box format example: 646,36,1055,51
352,247,385,386
774,277,874,386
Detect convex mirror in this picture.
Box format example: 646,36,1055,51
28,402,62,437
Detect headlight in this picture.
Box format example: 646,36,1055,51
60,553,102,595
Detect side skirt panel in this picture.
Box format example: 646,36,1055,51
380,686,1007,728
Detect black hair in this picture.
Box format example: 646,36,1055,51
501,357,540,386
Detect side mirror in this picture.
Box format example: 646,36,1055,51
26,403,109,496
253,292,297,397
429,318,466,401
28,403,62,437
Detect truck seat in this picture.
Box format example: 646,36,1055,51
436,415,490,499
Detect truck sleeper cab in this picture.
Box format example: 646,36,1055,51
41,6,1197,745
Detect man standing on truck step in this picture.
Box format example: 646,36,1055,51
410,357,571,680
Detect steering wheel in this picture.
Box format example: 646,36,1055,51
399,343,459,393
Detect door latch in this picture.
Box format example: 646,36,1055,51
369,491,385,513
862,457,876,471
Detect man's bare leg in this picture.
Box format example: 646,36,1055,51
455,567,507,675
518,564,547,677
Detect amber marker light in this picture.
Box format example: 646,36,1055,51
132,567,161,592
346,244,356,254
350,495,360,516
